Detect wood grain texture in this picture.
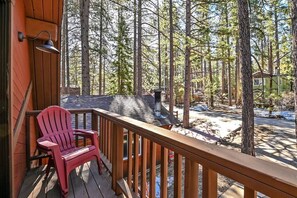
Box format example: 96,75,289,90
202,167,217,198
25,17,58,41
149,141,156,198
174,153,182,198
161,147,168,198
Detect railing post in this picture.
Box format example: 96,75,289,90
112,123,123,195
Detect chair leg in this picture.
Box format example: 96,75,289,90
45,158,54,179
96,155,103,175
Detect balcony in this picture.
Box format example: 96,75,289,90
20,108,297,197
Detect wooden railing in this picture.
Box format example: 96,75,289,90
26,108,297,198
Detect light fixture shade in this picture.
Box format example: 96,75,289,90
36,40,60,54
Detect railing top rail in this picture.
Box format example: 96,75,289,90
93,108,297,197
26,108,94,116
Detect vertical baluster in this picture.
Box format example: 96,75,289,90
161,147,168,198
99,116,103,151
91,111,98,131
83,113,87,145
107,120,111,161
150,142,156,198
127,131,133,188
141,137,147,197
111,123,123,195
174,153,182,198
101,117,105,154
133,134,139,194
202,167,217,198
184,158,198,197
244,186,256,198
83,113,86,129
75,114,78,146
104,119,108,156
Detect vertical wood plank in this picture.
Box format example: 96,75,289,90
91,111,98,131
111,123,123,195
141,137,147,197
184,158,198,198
99,117,103,150
104,119,108,156
174,153,182,198
107,120,111,161
133,134,139,194
109,120,113,164
150,142,156,198
26,115,31,170
161,147,168,198
83,113,86,129
83,113,87,145
127,131,133,188
75,114,78,146
244,186,256,198
202,167,217,198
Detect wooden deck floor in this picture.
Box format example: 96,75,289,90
19,160,120,198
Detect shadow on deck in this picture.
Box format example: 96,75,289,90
19,160,120,198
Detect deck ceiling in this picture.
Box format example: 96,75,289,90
24,0,63,25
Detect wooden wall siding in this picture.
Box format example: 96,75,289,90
23,0,63,110
6,0,63,197
24,0,63,25
11,0,34,197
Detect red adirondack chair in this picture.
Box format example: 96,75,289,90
36,106,102,197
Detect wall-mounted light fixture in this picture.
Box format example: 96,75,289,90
18,30,60,54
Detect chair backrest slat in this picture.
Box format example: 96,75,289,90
37,106,75,152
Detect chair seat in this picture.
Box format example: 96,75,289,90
62,145,96,161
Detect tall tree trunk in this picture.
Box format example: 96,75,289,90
235,38,239,105
183,0,191,128
274,5,280,96
208,42,214,108
61,4,66,93
137,0,142,96
80,0,90,95
99,0,103,95
103,57,106,94
158,0,161,89
237,0,254,155
221,60,226,95
225,3,232,106
133,0,137,94
66,0,70,93
268,41,273,116
292,0,297,142
169,0,174,114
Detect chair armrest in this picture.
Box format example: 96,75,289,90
73,129,98,137
37,138,59,153
73,129,99,148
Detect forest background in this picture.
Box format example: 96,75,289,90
60,0,297,154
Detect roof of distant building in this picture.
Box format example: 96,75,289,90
61,95,179,127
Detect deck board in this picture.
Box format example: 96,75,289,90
18,160,119,198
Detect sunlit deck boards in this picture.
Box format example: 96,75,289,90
19,160,119,198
